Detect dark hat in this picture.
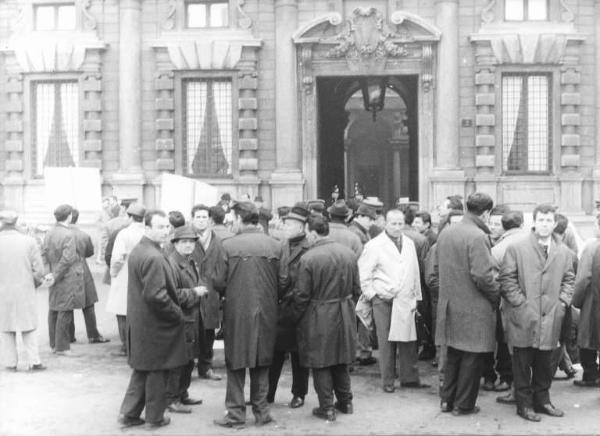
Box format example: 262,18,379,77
254,195,263,202
277,206,291,218
286,202,311,223
308,199,326,213
356,205,377,220
0,210,18,225
232,201,258,215
328,200,351,218
220,193,232,201
126,203,146,218
171,225,198,243
120,198,137,208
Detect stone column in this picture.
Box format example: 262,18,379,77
269,0,304,207
434,0,459,170
113,0,144,200
593,1,600,211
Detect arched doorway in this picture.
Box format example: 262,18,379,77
317,76,418,207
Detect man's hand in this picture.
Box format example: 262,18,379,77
42,273,55,288
193,286,208,297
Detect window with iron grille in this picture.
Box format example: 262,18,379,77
183,79,233,176
186,0,229,28
34,3,76,30
32,81,80,177
505,0,548,21
502,74,551,173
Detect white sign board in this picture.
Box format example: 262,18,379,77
44,167,102,212
160,173,219,218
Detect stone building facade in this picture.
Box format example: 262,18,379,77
0,0,599,222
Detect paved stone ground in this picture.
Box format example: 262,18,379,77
1,264,600,436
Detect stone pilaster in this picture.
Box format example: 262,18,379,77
113,0,144,200
269,0,304,207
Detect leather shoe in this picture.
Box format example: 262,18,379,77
147,416,171,428
383,385,395,393
167,401,192,414
517,407,541,422
534,403,564,417
451,406,480,416
494,381,511,392
199,369,222,381
30,364,47,371
564,368,577,379
357,356,377,366
312,407,336,421
496,391,516,405
573,378,600,387
255,415,275,426
481,380,495,391
334,401,353,414
181,397,203,405
89,336,110,344
440,402,453,413
289,396,304,408
401,382,430,389
117,415,145,427
214,417,245,428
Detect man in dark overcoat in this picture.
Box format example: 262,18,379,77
118,210,187,429
69,208,109,344
213,201,281,428
191,204,226,380
166,225,206,413
43,204,84,355
435,192,499,416
291,215,360,422
267,202,311,408
499,204,575,422
572,216,600,387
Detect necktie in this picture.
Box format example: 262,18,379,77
540,244,548,259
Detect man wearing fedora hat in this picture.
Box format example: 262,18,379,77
267,202,312,409
165,226,208,413
327,200,362,258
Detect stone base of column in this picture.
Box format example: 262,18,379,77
269,169,305,209
108,172,146,204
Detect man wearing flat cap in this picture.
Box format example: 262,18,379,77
213,201,282,428
106,203,146,356
42,204,84,356
165,226,208,413
308,199,326,217
327,200,362,258
268,202,312,408
0,211,46,370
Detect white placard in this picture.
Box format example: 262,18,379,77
44,167,102,212
160,173,219,217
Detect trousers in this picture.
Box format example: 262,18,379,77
441,346,484,411
267,350,309,401
117,315,126,352
225,366,270,423
48,310,73,352
69,305,101,340
372,297,420,388
312,364,352,411
1,330,41,367
197,316,215,375
512,347,554,410
579,348,600,381
166,359,195,404
120,369,169,424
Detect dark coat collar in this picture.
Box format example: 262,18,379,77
140,235,162,250
463,212,491,234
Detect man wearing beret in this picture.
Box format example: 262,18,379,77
268,202,312,408
165,226,208,413
213,201,282,427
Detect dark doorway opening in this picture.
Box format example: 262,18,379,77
317,75,419,208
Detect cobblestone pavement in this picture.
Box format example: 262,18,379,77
1,264,599,435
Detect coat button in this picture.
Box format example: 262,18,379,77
542,313,546,317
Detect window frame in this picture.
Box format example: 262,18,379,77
503,0,550,22
496,67,559,177
184,0,231,29
33,1,77,31
23,73,83,179
173,71,239,180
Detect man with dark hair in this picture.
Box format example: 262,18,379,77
213,201,281,427
118,209,187,428
209,205,234,241
488,205,511,245
499,204,575,422
414,211,437,247
191,204,226,381
168,211,186,229
106,203,146,356
43,204,84,356
291,214,360,421
435,192,499,415
69,209,109,344
268,202,311,408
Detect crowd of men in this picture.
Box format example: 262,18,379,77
1,189,600,430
